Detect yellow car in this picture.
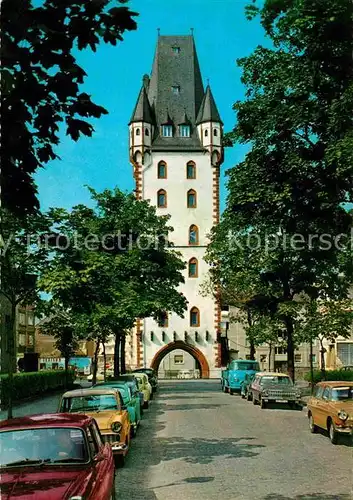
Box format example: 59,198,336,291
133,372,152,408
58,387,131,465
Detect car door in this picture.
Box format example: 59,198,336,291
313,385,327,429
251,376,260,400
116,391,130,442
86,422,114,500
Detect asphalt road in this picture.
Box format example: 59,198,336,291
117,380,353,500
1,380,352,500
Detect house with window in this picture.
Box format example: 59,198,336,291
128,34,224,378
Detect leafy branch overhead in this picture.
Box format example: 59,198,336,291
1,0,138,215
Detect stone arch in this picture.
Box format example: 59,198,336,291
150,341,210,378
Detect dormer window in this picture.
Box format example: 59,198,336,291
179,125,190,137
171,86,180,95
172,47,180,54
161,125,173,137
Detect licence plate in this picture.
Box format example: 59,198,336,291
276,399,287,403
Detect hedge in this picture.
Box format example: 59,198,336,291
0,370,75,408
304,369,353,384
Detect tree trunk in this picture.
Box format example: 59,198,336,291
309,339,314,394
121,333,126,374
92,339,100,386
114,333,120,378
64,355,69,389
246,309,256,360
268,342,275,372
102,339,106,381
319,337,326,378
7,301,17,419
285,317,295,383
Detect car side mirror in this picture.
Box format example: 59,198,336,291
93,453,105,463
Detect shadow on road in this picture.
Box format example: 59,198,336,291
263,495,352,499
158,403,227,411
143,435,264,465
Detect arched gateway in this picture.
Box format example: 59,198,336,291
150,341,210,379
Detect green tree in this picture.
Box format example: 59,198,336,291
212,0,353,380
40,188,187,376
0,210,50,418
39,308,79,388
1,0,138,215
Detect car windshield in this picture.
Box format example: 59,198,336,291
0,427,89,467
261,376,292,386
62,394,119,412
331,387,353,401
232,362,260,371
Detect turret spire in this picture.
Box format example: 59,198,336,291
196,85,222,125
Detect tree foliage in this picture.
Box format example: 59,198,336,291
1,0,138,215
207,0,353,380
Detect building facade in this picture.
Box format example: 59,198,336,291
221,306,321,378
128,35,223,378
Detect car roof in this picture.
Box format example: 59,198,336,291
95,382,129,389
316,381,353,387
0,413,92,431
61,388,119,398
257,372,290,377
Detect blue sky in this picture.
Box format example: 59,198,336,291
35,0,268,214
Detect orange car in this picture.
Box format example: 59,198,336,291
307,381,353,444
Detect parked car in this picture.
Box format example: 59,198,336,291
178,370,193,379
221,360,260,394
87,370,113,382
58,388,130,466
94,381,141,436
107,375,145,412
240,373,256,400
132,368,158,393
307,381,353,444
250,372,301,409
0,413,116,500
132,372,153,407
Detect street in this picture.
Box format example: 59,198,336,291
117,380,352,500
2,380,352,500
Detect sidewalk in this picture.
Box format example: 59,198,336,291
0,380,91,421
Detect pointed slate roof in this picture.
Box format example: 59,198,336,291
196,85,223,125
129,82,154,125
179,110,192,125
147,35,205,150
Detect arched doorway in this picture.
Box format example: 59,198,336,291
150,341,210,378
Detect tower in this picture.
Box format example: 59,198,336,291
129,35,224,378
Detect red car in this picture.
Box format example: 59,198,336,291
0,413,116,500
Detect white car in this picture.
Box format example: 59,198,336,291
178,370,193,379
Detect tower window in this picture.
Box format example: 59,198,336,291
188,258,198,278
205,129,208,137
158,161,167,179
145,128,149,136
157,189,167,208
190,307,200,327
189,225,199,245
179,125,190,137
213,128,218,136
172,46,180,54
158,312,168,327
136,128,140,136
186,161,196,179
161,125,173,137
171,86,180,95
187,189,197,208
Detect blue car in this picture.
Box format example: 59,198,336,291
221,360,260,395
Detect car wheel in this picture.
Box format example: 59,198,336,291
260,397,266,409
253,394,257,405
328,420,339,445
229,389,234,395
241,392,245,399
308,413,318,434
130,425,136,438
223,384,228,393
247,392,252,401
143,400,149,409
